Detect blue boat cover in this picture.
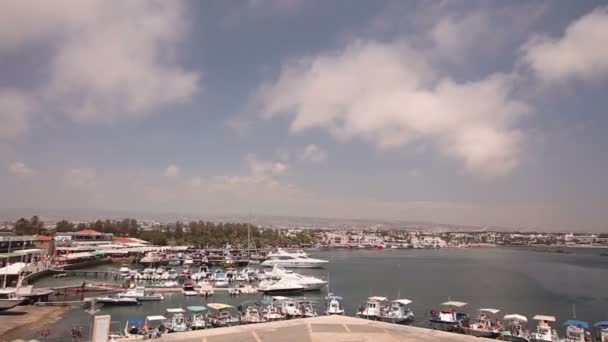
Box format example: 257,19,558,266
595,321,608,328
563,320,589,328
325,295,343,300
127,317,145,324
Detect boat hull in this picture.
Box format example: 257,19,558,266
0,299,24,311
379,315,415,325
500,334,530,342
462,327,500,338
260,288,304,294
429,320,461,332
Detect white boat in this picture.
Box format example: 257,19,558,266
198,281,214,296
95,296,139,306
119,267,131,277
461,308,502,338
0,289,24,311
162,280,178,287
140,252,164,264
237,284,258,294
562,320,588,342
299,300,317,318
325,295,344,315
243,305,265,324
166,308,188,332
155,266,165,274
357,296,388,320
501,314,530,342
187,306,209,330
428,301,469,332
258,278,305,294
273,296,301,317
182,281,197,296
379,299,415,324
594,321,608,342
269,267,327,291
123,316,167,339
261,302,285,321
208,303,240,327
529,315,559,342
261,250,328,268
118,286,164,301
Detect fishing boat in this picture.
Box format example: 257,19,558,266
0,289,24,311
166,308,188,333
261,301,285,321
325,295,345,315
594,321,608,342
95,296,139,306
461,308,502,338
562,320,588,342
123,316,167,339
208,303,241,327
118,286,164,301
187,306,209,330
258,278,305,294
242,305,265,324
356,296,388,320
501,314,530,342
428,301,468,332
379,299,415,324
529,315,559,342
182,280,197,296
299,300,317,318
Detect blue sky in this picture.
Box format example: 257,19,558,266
1,1,607,231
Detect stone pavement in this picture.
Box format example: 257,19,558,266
142,315,494,342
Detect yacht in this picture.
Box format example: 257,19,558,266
429,301,469,332
461,308,502,338
0,289,24,311
325,295,345,315
529,315,559,342
562,320,588,342
187,306,209,330
267,266,327,290
258,278,305,294
166,308,188,333
379,299,415,324
501,314,530,342
118,286,164,301
356,296,388,320
261,250,328,268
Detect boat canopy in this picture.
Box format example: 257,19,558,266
126,317,145,324
325,295,343,300
391,299,413,305
272,296,289,301
563,320,589,328
146,315,167,321
368,296,388,302
187,306,207,312
441,301,467,307
166,308,186,313
479,308,500,314
207,303,233,310
533,315,556,322
594,321,608,328
504,314,528,322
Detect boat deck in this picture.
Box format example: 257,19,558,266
119,315,494,341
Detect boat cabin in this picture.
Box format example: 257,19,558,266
436,301,468,323
358,296,388,317
563,320,589,342
594,321,608,342
165,308,187,332
325,295,344,315
531,315,557,341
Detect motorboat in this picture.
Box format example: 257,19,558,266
118,286,164,301
236,284,258,294
119,267,131,277
181,265,191,276
562,320,588,342
166,308,188,333
529,315,559,342
182,280,198,296
258,278,305,294
155,266,165,274
242,305,265,324
123,316,167,339
0,289,24,311
208,303,241,327
325,295,344,315
270,268,326,291
357,296,388,320
140,252,164,264
187,306,209,330
429,301,469,332
274,296,301,317
594,321,608,342
95,296,139,306
501,314,530,342
299,301,317,318
167,269,178,279
162,280,178,288
461,308,502,338
261,250,328,268
198,280,214,296
261,302,285,321
183,258,194,266
223,256,236,268
379,299,415,324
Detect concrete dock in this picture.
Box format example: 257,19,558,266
127,315,494,342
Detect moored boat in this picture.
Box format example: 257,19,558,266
429,301,468,332
594,321,608,342
166,308,188,333
501,314,530,342
325,295,345,315
529,315,559,342
356,296,388,320
242,305,265,324
461,308,502,338
182,280,197,296
208,303,241,327
0,289,24,311
258,278,305,294
118,286,164,301
379,299,415,324
187,306,210,330
95,296,139,306
261,249,328,268
562,320,589,342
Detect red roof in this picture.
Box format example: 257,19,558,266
76,229,103,235
113,236,137,243
36,235,53,241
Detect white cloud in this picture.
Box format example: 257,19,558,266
65,168,96,189
523,7,608,82
246,155,288,178
255,40,527,176
431,12,490,60
0,90,33,140
8,161,34,177
165,164,180,178
301,144,327,162
0,0,199,135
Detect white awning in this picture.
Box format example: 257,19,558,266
392,299,413,305
479,308,500,314
0,262,27,275
533,315,556,322
504,314,527,322
441,301,467,307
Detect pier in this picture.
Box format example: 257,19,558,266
117,315,494,342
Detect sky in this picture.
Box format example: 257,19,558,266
0,1,607,231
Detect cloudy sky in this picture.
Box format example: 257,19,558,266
1,1,607,231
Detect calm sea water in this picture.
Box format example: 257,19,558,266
28,247,608,340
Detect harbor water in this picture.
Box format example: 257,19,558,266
28,247,608,340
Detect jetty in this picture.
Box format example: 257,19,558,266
116,315,493,342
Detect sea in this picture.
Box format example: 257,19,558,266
26,247,608,340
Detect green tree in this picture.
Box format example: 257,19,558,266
55,220,75,232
